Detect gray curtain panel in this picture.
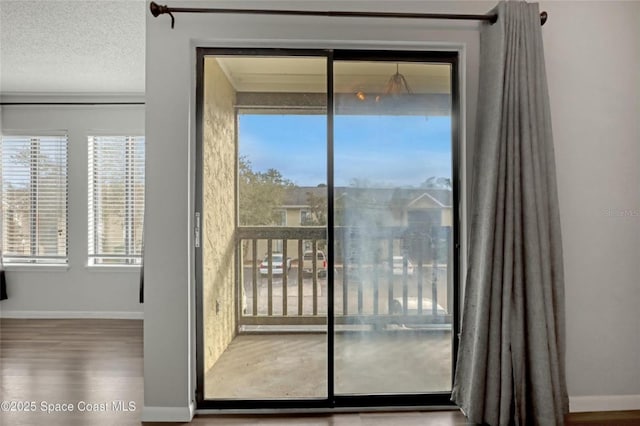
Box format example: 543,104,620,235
139,230,144,304
0,205,6,300
451,2,568,425
0,270,6,300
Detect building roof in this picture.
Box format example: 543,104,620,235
282,186,452,208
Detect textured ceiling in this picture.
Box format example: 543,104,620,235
0,0,146,94
0,1,470,96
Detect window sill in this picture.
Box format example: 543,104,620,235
85,264,142,272
3,264,70,272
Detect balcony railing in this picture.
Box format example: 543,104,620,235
237,226,452,329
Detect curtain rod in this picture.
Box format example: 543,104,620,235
149,2,548,29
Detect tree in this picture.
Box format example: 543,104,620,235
421,176,452,190
238,156,293,226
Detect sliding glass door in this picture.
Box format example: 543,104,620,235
196,48,458,408
333,57,455,396
198,53,329,401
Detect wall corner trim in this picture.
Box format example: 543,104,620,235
569,394,640,412
141,402,195,422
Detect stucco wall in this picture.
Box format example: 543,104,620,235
202,58,237,373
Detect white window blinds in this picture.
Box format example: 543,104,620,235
88,136,145,265
1,135,69,264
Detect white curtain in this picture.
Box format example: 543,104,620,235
451,2,568,425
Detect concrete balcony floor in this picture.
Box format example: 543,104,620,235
205,330,452,399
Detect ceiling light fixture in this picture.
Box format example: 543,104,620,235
374,64,412,103
355,64,412,103
383,64,412,95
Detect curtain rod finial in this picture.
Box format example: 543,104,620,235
149,1,163,17
149,2,175,28
540,11,548,26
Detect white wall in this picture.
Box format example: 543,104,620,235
540,0,640,410
144,1,484,420
0,103,145,318
144,0,640,420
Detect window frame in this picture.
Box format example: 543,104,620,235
1,134,69,267
300,209,312,226
195,47,461,410
275,209,287,226
87,135,145,267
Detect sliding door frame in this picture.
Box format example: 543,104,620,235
195,47,460,411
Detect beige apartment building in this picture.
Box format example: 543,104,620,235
244,186,452,265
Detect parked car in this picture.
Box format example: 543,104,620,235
259,253,291,276
302,250,327,278
390,297,446,315
387,256,415,276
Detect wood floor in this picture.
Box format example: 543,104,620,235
1,318,143,426
1,319,639,425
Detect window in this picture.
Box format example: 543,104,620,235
88,136,145,265
1,135,68,264
275,209,287,226
300,210,312,225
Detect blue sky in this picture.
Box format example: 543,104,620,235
238,114,452,188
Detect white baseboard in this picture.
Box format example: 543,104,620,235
142,402,195,422
570,394,640,412
0,310,143,320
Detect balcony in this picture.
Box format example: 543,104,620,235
203,225,454,399
238,225,453,330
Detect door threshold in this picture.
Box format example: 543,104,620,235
240,324,453,333
196,405,459,416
